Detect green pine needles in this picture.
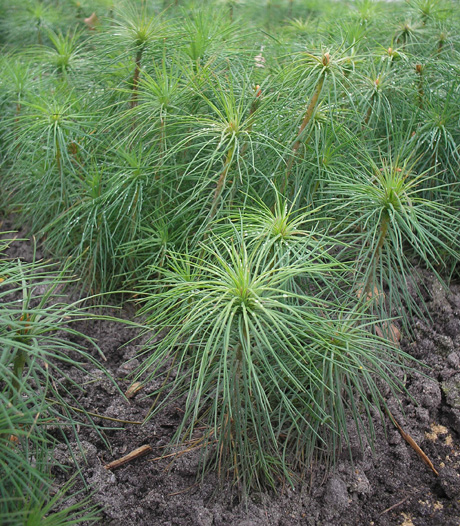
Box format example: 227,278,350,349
135,223,414,491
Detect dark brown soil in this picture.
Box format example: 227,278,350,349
4,224,460,526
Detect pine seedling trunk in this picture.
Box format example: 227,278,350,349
283,61,328,193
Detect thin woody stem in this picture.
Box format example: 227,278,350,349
437,37,444,55
198,143,235,258
282,72,326,194
364,102,373,126
130,47,144,109
208,143,235,223
364,213,389,298
11,348,27,398
415,64,424,109
56,136,62,175
240,86,261,158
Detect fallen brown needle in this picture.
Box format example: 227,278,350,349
387,408,439,476
104,445,153,470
